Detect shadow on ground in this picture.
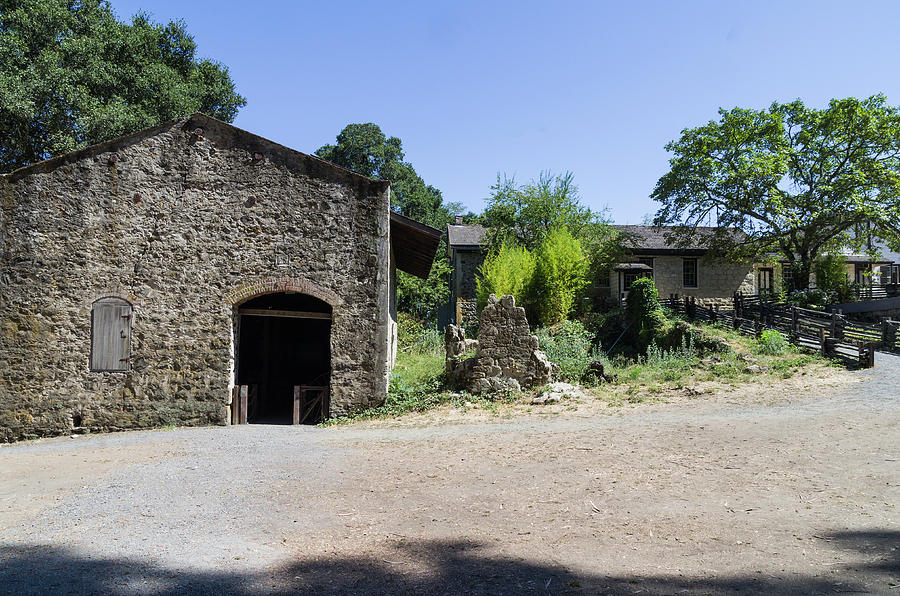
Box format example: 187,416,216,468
1,530,897,595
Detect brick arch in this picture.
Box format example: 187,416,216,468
224,277,342,308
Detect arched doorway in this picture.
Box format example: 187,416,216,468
235,292,331,424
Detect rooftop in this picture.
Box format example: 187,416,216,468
447,223,487,248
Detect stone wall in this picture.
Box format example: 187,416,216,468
454,250,484,300
450,249,484,327
0,115,392,441
601,255,756,306
446,295,553,393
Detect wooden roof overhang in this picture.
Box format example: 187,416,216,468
390,212,441,279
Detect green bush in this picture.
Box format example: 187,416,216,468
397,312,442,355
476,241,537,312
813,254,851,303
536,319,600,381
625,277,667,350
755,329,789,355
532,227,590,326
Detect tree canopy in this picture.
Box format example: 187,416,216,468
652,95,900,289
481,171,597,251
0,0,246,172
315,123,452,229
316,123,461,323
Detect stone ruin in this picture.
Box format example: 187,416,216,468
445,294,555,394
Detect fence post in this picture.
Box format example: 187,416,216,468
819,329,827,356
882,319,890,348
791,306,799,335
831,312,841,340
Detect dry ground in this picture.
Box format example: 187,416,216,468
1,356,898,595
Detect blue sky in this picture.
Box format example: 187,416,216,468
111,0,900,223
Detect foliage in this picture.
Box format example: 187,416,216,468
396,312,443,355
535,320,598,382
315,122,457,229
0,0,246,172
481,171,599,251
624,277,667,350
396,258,451,324
532,227,590,326
475,241,536,311
315,123,459,324
755,329,790,355
813,254,852,303
652,95,900,289
784,288,832,309
316,128,447,317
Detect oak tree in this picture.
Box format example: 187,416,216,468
0,0,246,172
652,95,900,290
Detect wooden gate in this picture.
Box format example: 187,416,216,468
293,385,329,425
231,385,257,425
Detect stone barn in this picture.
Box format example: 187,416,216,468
0,114,440,441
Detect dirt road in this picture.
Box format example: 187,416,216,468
1,356,898,595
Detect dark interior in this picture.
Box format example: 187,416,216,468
236,293,331,424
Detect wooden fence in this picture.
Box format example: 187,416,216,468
853,283,900,300
660,293,899,368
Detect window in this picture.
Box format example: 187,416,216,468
683,258,698,288
893,265,899,285
781,265,794,290
757,268,774,294
637,257,654,278
91,298,133,371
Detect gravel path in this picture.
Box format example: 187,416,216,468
1,355,898,595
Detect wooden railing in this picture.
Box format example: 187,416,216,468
660,293,899,367
853,283,900,300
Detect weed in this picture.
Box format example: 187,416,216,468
755,329,790,355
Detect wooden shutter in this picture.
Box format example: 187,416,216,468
91,298,132,371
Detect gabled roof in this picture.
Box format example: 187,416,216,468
447,224,486,248
612,225,745,254
2,113,391,193
836,239,900,265
391,212,441,279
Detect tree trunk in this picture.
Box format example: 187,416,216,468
797,259,812,291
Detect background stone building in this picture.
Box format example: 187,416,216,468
606,226,757,306
444,223,766,311
0,114,438,441
446,218,486,327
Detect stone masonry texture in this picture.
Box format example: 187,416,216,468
0,115,392,442
446,294,553,394
604,255,755,306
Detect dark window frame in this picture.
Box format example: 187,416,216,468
683,258,698,288
758,267,774,294
637,257,654,278
781,264,794,290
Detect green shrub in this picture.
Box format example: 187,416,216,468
625,277,667,350
532,227,589,326
646,334,695,363
397,312,442,355
536,319,600,381
755,329,789,355
813,254,851,303
476,241,537,312
661,321,732,355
